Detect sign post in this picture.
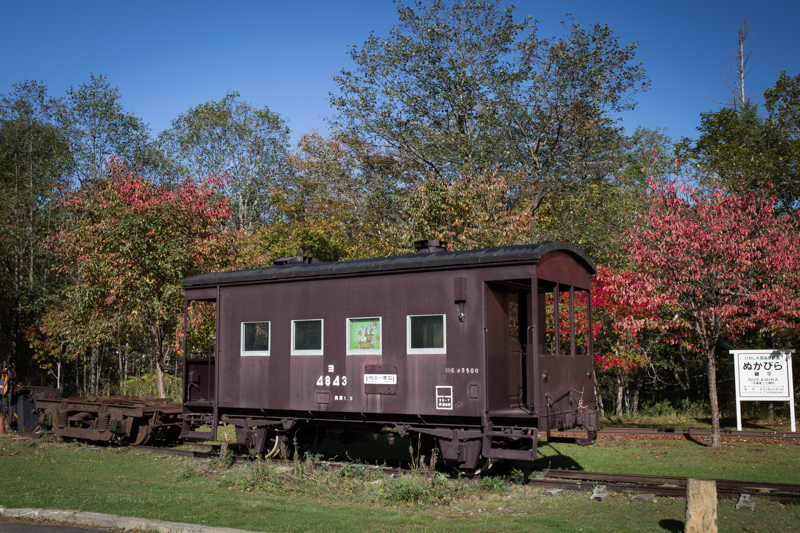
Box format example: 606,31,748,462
731,349,795,432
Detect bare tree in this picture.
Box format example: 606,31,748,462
710,18,758,112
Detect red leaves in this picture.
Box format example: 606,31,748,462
49,159,237,342
616,178,800,348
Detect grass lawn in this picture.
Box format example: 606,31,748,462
1,433,799,533
600,413,797,432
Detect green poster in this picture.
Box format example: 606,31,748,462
348,318,381,352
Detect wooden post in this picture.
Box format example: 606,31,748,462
685,478,718,533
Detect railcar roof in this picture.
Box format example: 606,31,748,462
181,241,595,288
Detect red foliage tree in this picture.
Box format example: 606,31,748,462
618,179,800,446
592,264,664,420
45,159,233,397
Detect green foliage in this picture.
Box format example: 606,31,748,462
765,71,800,137
331,0,649,223
478,476,507,493
53,73,154,187
399,169,533,250
119,373,182,402
249,132,406,261
0,80,72,379
41,160,235,397
383,474,450,505
159,92,292,231
678,72,800,213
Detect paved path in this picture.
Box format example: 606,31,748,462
0,519,108,532
0,509,262,533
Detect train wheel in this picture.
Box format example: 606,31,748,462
132,423,152,445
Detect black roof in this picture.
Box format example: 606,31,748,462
181,242,596,288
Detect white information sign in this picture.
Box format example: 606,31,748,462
731,349,795,432
363,374,397,385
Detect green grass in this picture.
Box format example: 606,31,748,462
1,434,799,532
600,411,796,431
529,436,800,483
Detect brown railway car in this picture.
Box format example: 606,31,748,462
180,241,598,470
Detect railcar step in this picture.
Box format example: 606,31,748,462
483,448,537,461
487,408,535,417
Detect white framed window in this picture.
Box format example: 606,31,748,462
241,321,270,356
407,314,446,354
291,319,324,356
346,317,382,355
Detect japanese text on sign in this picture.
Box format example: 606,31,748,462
733,350,791,400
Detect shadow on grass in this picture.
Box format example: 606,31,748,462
683,434,709,447
527,441,584,471
658,519,683,532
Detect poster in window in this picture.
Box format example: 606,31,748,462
348,317,381,354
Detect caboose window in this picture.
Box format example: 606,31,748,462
241,321,270,356
292,319,323,355
407,314,446,354
346,317,382,355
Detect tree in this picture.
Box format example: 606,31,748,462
53,74,153,187
47,159,234,397
398,168,533,250
263,132,403,261
592,265,666,420
765,71,800,137
678,22,800,213
764,71,800,209
0,80,71,380
159,92,292,231
331,0,648,221
617,179,800,447
711,18,756,112
678,98,800,213
535,127,676,265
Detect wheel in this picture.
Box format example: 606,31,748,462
131,423,152,445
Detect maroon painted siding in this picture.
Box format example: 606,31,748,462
214,266,518,418
181,242,599,463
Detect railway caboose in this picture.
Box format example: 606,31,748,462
180,241,598,470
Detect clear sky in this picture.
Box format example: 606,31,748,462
2,0,798,146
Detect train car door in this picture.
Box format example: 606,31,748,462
485,281,532,412
181,290,219,440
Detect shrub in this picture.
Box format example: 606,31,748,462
120,374,182,401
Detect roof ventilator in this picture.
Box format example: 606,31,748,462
413,239,448,254
272,256,313,266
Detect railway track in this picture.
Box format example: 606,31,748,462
530,470,800,504
554,427,800,441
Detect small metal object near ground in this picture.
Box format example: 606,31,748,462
630,493,655,504
590,485,610,501
736,494,755,511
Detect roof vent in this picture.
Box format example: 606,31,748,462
413,239,448,254
272,256,313,266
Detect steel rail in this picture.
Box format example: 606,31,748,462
601,427,800,439
533,469,800,504
554,427,800,441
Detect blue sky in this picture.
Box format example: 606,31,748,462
2,0,799,146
